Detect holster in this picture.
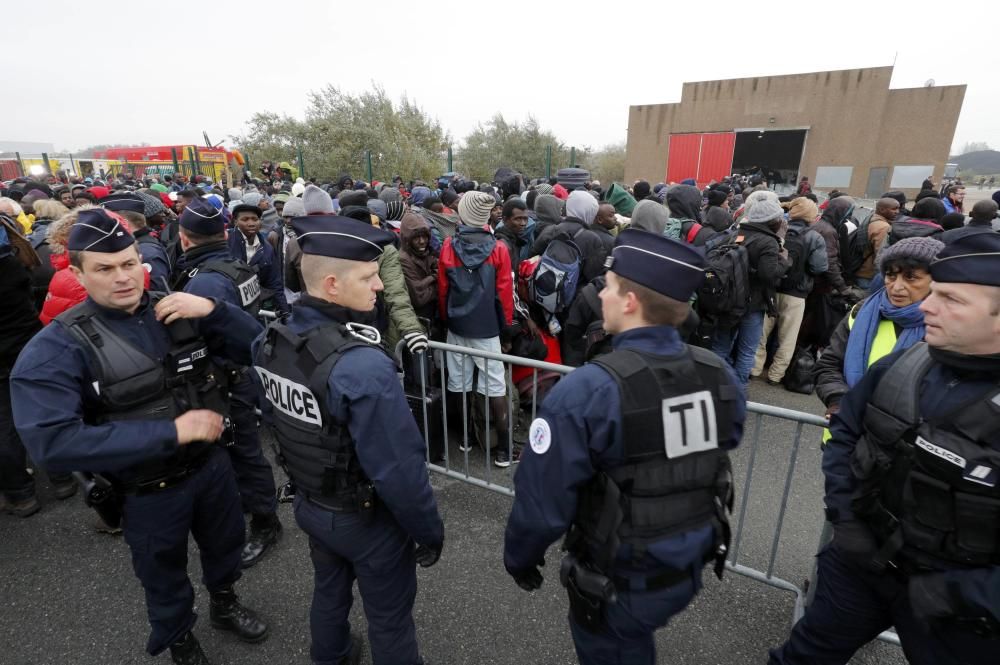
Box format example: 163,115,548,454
73,472,123,529
560,553,616,633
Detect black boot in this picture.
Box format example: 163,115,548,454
169,632,212,665
209,586,269,643
240,512,282,568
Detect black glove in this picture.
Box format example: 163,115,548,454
832,520,879,571
415,540,442,568
506,559,544,591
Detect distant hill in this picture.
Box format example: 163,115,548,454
949,150,1000,175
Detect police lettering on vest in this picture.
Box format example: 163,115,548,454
662,390,718,458
256,367,322,427
238,274,261,309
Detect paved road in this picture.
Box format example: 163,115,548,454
0,380,907,664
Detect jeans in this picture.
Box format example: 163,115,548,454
711,310,765,384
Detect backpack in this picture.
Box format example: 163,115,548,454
843,208,874,280
531,228,584,315
778,225,810,292
886,218,943,246
664,218,704,244
782,346,817,394
697,233,750,324
579,280,612,360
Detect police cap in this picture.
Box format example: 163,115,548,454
290,214,395,262
68,209,135,253
99,193,146,215
605,227,706,302
179,196,225,235
930,232,1000,287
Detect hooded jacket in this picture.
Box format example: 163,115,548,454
398,213,438,321
0,243,42,371
629,200,669,235
812,197,854,294
666,185,715,245
604,183,637,217
437,225,513,338
228,229,289,313
532,195,563,237
736,222,790,314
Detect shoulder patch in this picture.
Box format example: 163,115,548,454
528,418,552,455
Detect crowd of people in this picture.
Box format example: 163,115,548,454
1,162,1000,665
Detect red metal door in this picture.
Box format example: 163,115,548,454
665,132,736,188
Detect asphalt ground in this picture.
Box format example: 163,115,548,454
0,380,909,665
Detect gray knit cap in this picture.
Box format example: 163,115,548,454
534,183,554,196
876,236,945,273
457,190,496,227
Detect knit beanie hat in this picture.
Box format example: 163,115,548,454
707,189,728,206
228,188,243,202
746,199,784,224
458,191,496,227
378,187,403,204
385,200,406,221
302,184,334,214
272,192,290,204
291,181,306,197
556,168,590,191
282,197,305,218
876,236,944,274
534,183,555,197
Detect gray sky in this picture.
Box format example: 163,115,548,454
3,0,997,157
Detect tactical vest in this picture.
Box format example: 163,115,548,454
254,320,379,510
569,346,740,576
175,258,261,316
55,295,230,483
851,342,1000,569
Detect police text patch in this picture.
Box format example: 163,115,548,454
238,275,261,308
661,390,717,458
256,367,323,427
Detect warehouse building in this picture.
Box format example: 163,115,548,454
624,66,965,198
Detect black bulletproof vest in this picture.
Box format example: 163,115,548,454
55,295,229,480
175,258,261,316
254,321,376,500
572,345,740,569
851,343,1000,569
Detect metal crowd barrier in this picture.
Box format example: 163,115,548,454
394,339,901,648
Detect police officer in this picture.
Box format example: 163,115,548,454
10,209,268,665
173,196,282,567
100,192,172,285
769,233,1000,664
253,214,444,665
504,228,746,664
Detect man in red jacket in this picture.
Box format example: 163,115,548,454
438,191,516,466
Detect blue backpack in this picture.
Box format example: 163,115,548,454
532,228,584,315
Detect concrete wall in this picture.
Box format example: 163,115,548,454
624,67,966,198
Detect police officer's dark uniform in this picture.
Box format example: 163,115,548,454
253,214,444,665
504,229,746,665
172,197,281,567
770,232,1000,665
10,209,268,665
100,192,172,286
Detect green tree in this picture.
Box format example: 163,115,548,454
456,114,573,183
588,142,626,186
233,85,450,183
959,141,991,155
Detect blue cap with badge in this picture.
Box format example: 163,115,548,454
179,196,225,235
67,209,135,253
290,215,395,262
605,228,706,302
930,232,1000,286
99,193,146,215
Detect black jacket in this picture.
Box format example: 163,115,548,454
738,223,790,314
0,251,42,374
530,217,608,284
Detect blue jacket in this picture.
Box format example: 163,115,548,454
10,294,261,475
228,231,288,313
134,229,171,289
824,349,1000,621
504,325,746,574
177,243,254,311
253,302,444,548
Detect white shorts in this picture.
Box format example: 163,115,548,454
445,331,507,397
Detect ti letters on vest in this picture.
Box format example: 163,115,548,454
238,275,261,308
661,390,718,458
256,367,323,427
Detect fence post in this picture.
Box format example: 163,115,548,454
14,151,24,177
188,147,197,177
447,145,453,173
366,150,373,183
41,152,51,174
171,148,180,176
570,146,575,169
545,145,552,179
297,146,305,180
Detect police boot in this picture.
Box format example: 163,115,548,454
169,632,212,665
241,512,282,568
209,586,269,643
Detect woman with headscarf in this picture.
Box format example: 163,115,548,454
813,237,943,432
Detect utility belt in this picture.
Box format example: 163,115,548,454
119,444,215,495
303,481,377,523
